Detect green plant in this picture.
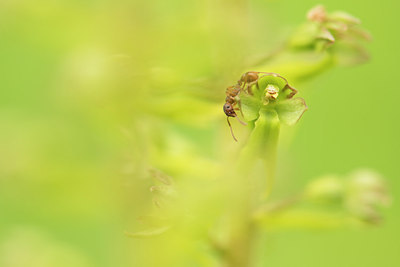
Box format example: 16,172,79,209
127,5,390,267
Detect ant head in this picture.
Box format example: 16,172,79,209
223,103,236,117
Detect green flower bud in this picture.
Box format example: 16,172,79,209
304,175,344,204
345,169,391,224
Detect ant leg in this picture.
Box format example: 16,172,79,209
226,117,238,142
258,72,278,76
258,73,297,98
235,115,247,126
234,108,245,118
246,84,252,95
240,81,251,95
247,80,260,95
237,99,244,118
241,82,248,93
283,85,298,98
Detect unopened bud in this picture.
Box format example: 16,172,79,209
345,169,391,224
307,5,327,23
304,175,344,203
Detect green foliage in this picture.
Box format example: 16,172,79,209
0,2,395,267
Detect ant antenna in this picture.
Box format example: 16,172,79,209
227,117,238,142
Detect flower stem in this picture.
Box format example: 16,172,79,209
240,107,280,200
224,107,280,267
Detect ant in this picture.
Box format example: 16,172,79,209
223,84,247,142
224,71,298,141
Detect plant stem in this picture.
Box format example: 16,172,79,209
240,107,280,200
224,107,280,267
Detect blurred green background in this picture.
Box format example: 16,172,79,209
0,0,398,266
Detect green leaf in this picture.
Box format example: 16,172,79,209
125,226,171,238
317,28,335,42
255,210,355,231
325,21,348,33
333,41,369,66
289,23,320,48
304,175,344,204
150,185,177,198
255,51,334,82
329,11,361,25
348,27,372,41
136,215,171,227
275,98,308,125
240,94,262,121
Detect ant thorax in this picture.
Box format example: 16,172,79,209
225,85,241,97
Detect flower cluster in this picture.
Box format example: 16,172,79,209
305,169,391,224
290,5,371,65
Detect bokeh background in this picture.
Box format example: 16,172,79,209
0,0,398,266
